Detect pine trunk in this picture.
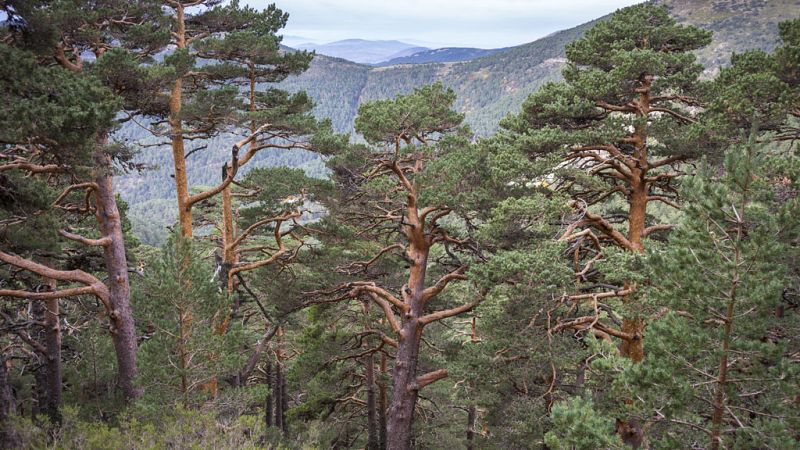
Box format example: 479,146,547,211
169,4,192,238
381,182,447,450
281,368,289,434
619,317,644,363
711,241,740,450
710,301,734,450
93,150,141,400
265,361,273,427
466,405,476,450
170,78,192,238
221,184,235,296
379,353,388,449
42,297,62,422
615,80,651,448
365,351,379,450
35,271,62,423
32,369,47,417
386,320,422,450
627,176,648,253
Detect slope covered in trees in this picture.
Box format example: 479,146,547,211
1,2,799,450
374,46,504,67
115,0,794,246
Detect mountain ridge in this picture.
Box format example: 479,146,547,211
295,39,424,64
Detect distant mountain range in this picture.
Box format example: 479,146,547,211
116,0,800,245
295,39,429,65
292,39,504,67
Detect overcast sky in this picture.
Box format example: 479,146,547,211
249,0,643,48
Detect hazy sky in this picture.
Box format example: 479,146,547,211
250,0,643,48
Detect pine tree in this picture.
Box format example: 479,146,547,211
135,235,237,406
497,4,713,445
621,135,800,449
309,83,483,449
0,39,131,418
151,0,316,239
1,0,172,402
608,20,800,449
700,18,800,145
421,127,582,447
192,22,315,297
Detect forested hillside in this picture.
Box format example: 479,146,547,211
1,2,799,450
115,0,795,246
374,46,504,66
278,0,797,136
278,20,594,135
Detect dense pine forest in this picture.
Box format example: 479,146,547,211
1,1,799,449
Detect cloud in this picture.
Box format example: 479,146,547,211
247,0,642,48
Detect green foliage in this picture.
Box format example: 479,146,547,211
240,167,332,218
135,235,244,406
6,0,170,56
692,17,800,160
0,44,118,160
628,139,800,448
3,3,800,450
0,171,63,253
355,82,464,145
544,397,624,450
7,406,268,449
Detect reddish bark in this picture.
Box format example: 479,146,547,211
93,150,141,400
169,3,193,238
48,29,142,401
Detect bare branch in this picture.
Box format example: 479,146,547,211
351,282,407,312
642,224,675,237
227,211,301,252
0,162,62,174
570,202,636,251
54,43,82,73
0,285,97,301
649,155,688,169
52,182,98,207
229,220,287,277
422,266,468,302
236,326,280,384
419,297,484,326
185,124,270,209
650,107,696,124
563,288,634,303
647,196,681,210
0,250,110,310
367,292,401,334
58,229,112,247
411,369,448,391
